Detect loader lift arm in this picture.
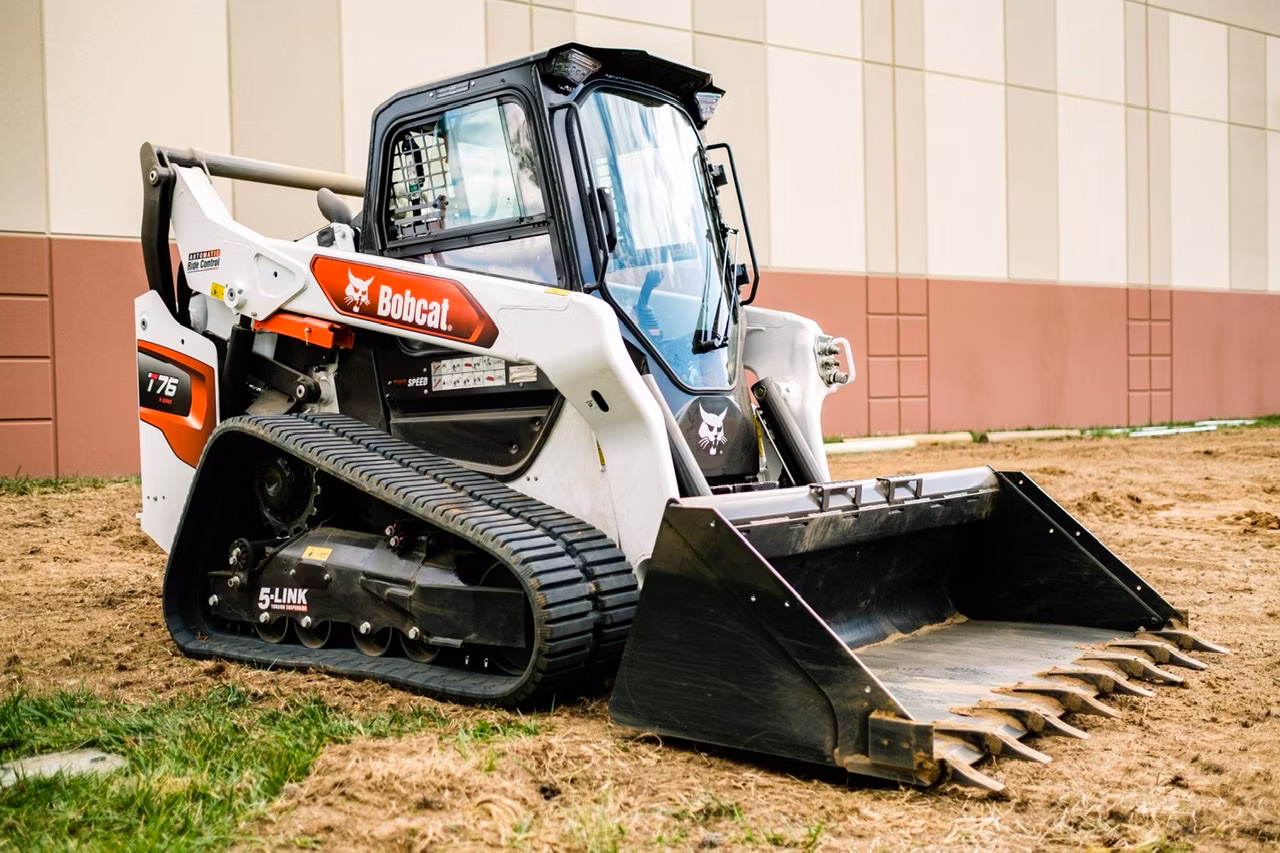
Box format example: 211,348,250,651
139,142,365,323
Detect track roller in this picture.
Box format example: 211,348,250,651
295,617,333,649
256,616,289,644
354,624,394,657
400,629,439,663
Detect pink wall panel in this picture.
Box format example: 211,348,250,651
0,233,50,295
928,279,1129,431
0,296,52,356
753,271,868,437
0,421,56,477
1171,290,1280,422
51,237,147,475
0,360,53,419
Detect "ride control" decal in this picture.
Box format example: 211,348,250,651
311,256,498,348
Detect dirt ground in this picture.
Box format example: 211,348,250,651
2,428,1280,851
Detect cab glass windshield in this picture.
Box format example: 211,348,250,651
579,90,737,390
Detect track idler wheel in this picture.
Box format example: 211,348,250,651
354,623,393,657
295,617,333,649
254,454,317,535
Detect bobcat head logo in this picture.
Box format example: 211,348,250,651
697,404,729,456
344,268,373,310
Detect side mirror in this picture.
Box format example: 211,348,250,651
705,142,760,304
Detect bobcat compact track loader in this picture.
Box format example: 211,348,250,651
136,44,1223,791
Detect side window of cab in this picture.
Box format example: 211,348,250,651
384,97,558,286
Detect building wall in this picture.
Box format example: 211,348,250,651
3,0,1279,475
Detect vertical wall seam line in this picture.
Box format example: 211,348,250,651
36,0,58,475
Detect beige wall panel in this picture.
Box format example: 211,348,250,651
488,0,532,64
694,0,765,42
578,0,691,30
532,7,575,50
533,0,571,9
863,0,894,64
895,68,928,274
228,0,342,240
1125,1,1147,106
0,0,47,233
1229,125,1268,289
1006,87,1058,280
925,74,1006,278
694,36,771,266
863,64,896,273
1268,132,1280,290
1169,115,1229,287
1057,0,1125,103
340,0,486,178
1270,37,1280,129
1229,27,1266,127
766,0,862,58
1148,7,1170,111
923,0,1003,83
1150,0,1280,38
1059,96,1127,283
43,0,231,237
1126,107,1150,283
574,14,693,64
894,0,924,68
1168,12,1228,121
1005,0,1055,91
767,48,864,271
1148,110,1172,284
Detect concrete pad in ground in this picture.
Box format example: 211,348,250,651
0,749,126,788
826,436,917,455
899,432,975,445
983,429,1082,443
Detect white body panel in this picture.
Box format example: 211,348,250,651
136,289,220,552
743,305,853,482
512,403,620,545
144,165,849,568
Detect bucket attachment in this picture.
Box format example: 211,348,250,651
609,467,1225,790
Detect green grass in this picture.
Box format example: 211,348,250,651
0,686,444,851
0,475,138,497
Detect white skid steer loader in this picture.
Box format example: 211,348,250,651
136,44,1223,791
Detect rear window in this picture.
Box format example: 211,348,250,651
385,98,545,243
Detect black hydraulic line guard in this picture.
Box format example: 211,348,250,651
610,467,1219,789
752,376,824,486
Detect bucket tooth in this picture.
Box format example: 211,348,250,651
1006,683,1121,718
1041,666,1154,698
938,754,1006,793
969,704,1090,740
1112,638,1208,669
1084,648,1185,685
935,723,1051,763
1138,628,1230,655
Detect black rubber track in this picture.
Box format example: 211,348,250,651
297,413,640,667
162,413,638,705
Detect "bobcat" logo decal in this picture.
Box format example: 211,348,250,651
312,257,498,348
344,269,373,310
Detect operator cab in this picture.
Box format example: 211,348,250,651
360,44,762,487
